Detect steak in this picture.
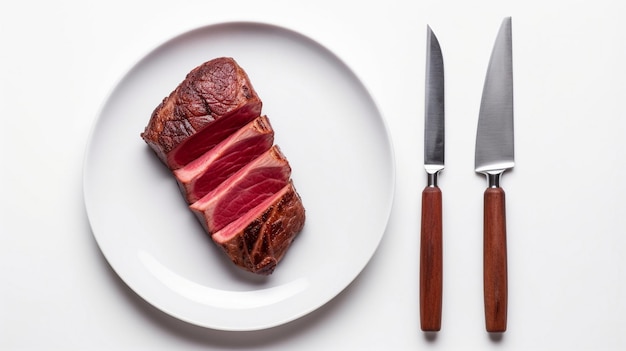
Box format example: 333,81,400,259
142,57,305,275
174,115,274,204
141,57,262,170
190,145,292,235
212,181,305,275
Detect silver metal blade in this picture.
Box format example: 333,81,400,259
424,25,445,173
475,17,514,174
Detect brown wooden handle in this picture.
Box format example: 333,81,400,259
483,187,508,332
420,186,442,331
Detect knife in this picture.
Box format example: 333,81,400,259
474,17,514,333
420,25,444,332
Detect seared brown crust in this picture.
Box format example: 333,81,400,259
141,57,262,165
214,182,306,275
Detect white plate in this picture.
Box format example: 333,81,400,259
83,22,395,331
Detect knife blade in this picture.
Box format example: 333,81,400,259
420,24,444,332
474,17,514,333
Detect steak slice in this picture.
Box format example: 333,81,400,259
141,57,262,170
190,145,291,234
174,115,274,203
212,181,306,275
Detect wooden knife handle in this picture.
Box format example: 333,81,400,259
483,187,508,332
420,186,443,331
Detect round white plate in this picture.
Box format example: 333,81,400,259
83,22,395,331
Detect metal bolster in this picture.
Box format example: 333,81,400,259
487,172,502,188
427,171,439,188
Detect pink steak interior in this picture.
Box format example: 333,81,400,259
167,106,259,169
211,166,290,232
189,135,274,202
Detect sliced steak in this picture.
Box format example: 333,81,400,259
174,115,274,203
142,57,306,275
141,57,262,169
212,181,306,275
190,145,291,234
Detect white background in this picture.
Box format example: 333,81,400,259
2,0,625,350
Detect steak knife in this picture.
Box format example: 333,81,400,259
474,17,514,333
420,25,444,332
